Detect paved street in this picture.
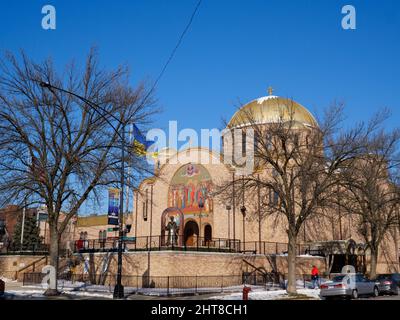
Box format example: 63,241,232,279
359,294,400,301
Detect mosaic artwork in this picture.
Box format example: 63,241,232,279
168,163,213,215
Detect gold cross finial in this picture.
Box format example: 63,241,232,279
268,86,274,96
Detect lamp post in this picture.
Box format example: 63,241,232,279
226,204,231,240
39,81,127,299
241,175,246,251
198,199,204,243
240,206,247,247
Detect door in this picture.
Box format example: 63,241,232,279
357,275,369,294
184,221,199,246
204,225,212,244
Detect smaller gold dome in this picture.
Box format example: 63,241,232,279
227,95,318,129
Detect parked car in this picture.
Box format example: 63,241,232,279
320,274,379,299
375,273,400,295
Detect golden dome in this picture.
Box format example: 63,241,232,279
227,95,318,129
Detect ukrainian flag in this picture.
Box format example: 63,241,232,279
132,124,157,158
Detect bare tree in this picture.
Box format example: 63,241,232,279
339,124,400,279
217,100,377,294
0,49,157,294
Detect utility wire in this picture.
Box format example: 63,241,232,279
142,0,203,105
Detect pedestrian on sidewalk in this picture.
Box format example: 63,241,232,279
311,265,320,289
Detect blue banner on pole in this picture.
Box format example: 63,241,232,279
108,188,120,225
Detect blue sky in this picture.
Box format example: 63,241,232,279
1,0,399,213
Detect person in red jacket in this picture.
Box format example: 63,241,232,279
311,265,320,289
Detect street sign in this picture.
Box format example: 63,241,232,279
122,236,136,241
108,227,119,232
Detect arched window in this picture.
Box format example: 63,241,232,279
254,131,260,152
293,134,299,147
144,189,149,220
242,131,246,156
265,133,272,150
143,201,147,221
269,188,279,207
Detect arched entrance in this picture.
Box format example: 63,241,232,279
204,224,212,243
184,221,199,246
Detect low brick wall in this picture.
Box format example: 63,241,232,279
72,251,326,277
0,255,47,279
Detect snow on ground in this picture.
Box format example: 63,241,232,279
4,280,321,300
210,281,323,300
0,276,17,283
6,279,324,299
4,289,46,298
21,282,278,297
4,287,113,299
59,290,113,299
211,288,321,300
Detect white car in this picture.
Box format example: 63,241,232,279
320,274,379,300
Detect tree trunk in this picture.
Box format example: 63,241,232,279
287,229,297,295
44,225,60,296
369,247,378,279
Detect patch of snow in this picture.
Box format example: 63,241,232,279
0,276,16,283
211,288,321,300
62,290,113,299
5,289,46,298
298,254,324,258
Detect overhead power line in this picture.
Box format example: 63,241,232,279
144,0,203,103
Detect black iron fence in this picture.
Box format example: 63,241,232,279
72,236,318,257
23,272,284,296
73,235,241,254
240,241,316,256
0,243,49,255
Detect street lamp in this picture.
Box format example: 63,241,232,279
241,175,246,250
225,204,231,240
40,81,127,299
198,199,205,243
240,206,246,247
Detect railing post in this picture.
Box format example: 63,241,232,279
167,276,170,296
195,275,198,295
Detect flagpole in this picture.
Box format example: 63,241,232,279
126,124,133,217
20,206,26,251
